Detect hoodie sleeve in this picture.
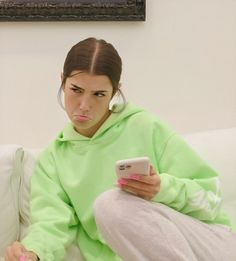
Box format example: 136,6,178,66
152,133,222,222
21,149,79,261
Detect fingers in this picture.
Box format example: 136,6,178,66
24,252,38,261
5,241,25,261
129,164,159,185
120,181,158,199
21,252,38,261
19,256,25,261
118,167,161,200
4,242,37,261
123,185,156,200
19,255,32,261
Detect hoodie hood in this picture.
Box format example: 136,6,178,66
57,103,144,143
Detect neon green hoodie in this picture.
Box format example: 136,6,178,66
22,103,234,261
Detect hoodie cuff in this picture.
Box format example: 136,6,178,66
151,173,174,203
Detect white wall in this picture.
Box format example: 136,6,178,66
1,0,236,148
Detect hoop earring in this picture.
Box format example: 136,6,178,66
111,89,127,113
57,85,65,111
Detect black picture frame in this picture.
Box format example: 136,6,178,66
0,0,146,21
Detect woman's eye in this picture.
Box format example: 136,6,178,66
70,88,82,93
95,92,105,97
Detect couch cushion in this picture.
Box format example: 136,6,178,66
0,145,23,257
183,127,236,225
19,148,41,239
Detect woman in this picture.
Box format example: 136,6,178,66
5,37,236,261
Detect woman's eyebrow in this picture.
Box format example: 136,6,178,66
71,83,83,90
93,90,108,93
71,83,108,93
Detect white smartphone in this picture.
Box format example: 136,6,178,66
115,157,150,179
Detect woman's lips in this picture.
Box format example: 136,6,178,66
73,114,91,122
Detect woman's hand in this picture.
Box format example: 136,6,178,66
4,241,38,261
117,165,161,200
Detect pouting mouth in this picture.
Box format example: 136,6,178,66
72,114,92,122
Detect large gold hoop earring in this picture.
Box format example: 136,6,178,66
57,85,65,111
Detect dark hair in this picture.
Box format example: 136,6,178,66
62,37,122,95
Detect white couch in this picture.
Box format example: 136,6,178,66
0,127,236,260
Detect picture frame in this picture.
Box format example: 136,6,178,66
0,0,146,21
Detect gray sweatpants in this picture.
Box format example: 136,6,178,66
94,189,236,261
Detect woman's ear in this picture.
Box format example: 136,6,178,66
112,83,122,97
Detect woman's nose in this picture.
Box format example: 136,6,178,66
79,96,91,111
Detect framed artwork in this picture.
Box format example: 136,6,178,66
0,0,146,21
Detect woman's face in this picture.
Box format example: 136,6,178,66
63,71,114,137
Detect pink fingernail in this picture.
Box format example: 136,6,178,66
118,178,128,185
19,256,26,261
130,175,140,180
